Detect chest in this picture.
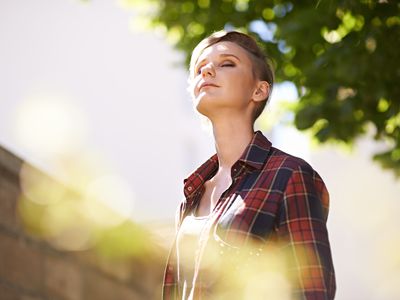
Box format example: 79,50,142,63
196,176,232,217
190,169,289,247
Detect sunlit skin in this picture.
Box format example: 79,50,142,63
190,41,269,216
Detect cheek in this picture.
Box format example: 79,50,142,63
229,77,254,98
240,75,257,98
228,69,254,88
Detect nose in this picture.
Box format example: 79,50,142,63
201,63,215,78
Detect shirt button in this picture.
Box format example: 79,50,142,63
187,186,193,192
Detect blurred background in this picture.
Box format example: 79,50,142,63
0,0,399,299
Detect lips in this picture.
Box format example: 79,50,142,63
199,82,219,91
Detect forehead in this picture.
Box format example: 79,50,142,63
195,41,251,65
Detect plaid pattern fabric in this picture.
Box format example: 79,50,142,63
163,131,336,299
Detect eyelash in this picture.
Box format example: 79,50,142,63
195,61,235,74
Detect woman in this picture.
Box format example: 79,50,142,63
163,30,336,300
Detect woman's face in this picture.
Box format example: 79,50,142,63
190,41,259,120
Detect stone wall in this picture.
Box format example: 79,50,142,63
0,146,167,300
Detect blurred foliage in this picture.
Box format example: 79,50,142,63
17,162,163,260
124,0,400,176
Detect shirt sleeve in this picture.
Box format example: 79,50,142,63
277,164,336,300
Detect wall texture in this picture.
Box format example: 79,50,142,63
0,145,166,300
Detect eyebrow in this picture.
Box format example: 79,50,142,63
219,53,241,61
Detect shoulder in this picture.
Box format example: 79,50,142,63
262,146,327,192
265,147,315,174
267,147,329,205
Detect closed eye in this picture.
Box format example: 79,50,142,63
195,60,235,75
195,65,204,75
221,61,235,67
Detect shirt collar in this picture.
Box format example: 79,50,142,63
183,130,272,200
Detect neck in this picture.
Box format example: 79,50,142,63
211,117,254,172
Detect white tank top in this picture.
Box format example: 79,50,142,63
176,213,210,300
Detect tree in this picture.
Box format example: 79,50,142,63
126,0,400,176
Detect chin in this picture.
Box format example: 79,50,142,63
195,100,210,117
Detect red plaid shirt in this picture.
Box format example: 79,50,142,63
163,131,336,299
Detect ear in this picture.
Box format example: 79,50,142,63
252,81,270,102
